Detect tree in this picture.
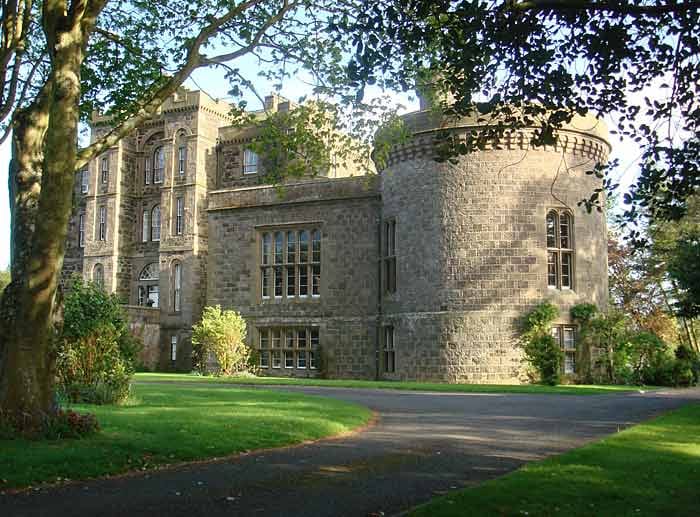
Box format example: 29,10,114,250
333,1,699,232
0,0,366,431
192,306,249,376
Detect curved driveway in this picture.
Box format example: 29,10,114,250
2,385,699,517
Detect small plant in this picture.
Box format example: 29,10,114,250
56,278,141,404
42,410,100,440
192,305,249,375
521,302,563,386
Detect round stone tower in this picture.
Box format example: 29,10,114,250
378,108,611,383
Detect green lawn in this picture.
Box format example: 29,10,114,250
136,372,653,395
412,403,700,517
0,383,371,491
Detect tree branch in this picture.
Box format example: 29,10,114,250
76,0,299,169
507,0,700,16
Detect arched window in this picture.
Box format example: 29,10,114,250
138,263,159,308
151,205,161,241
173,262,182,312
93,263,104,288
153,146,165,183
546,209,574,289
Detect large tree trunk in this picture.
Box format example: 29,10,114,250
0,2,93,432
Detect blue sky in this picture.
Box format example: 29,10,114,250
0,64,643,271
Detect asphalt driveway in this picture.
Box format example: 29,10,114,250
2,385,699,517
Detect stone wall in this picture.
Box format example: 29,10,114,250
378,112,610,382
207,176,381,379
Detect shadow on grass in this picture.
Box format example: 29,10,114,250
0,383,371,491
412,404,700,517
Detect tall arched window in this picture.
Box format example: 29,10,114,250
173,262,182,312
93,263,104,288
153,146,165,183
546,209,574,289
138,263,159,307
151,205,161,241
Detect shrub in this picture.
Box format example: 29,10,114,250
56,279,141,404
521,302,563,386
192,305,249,375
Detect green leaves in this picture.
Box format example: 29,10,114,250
192,306,249,376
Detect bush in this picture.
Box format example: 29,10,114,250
192,305,249,375
521,302,563,386
56,279,141,404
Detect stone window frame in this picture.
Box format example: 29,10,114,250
170,335,178,362
152,146,165,184
243,148,259,175
551,325,577,374
172,261,182,313
100,155,109,185
546,209,575,290
177,140,187,178
80,167,89,194
98,206,107,241
137,262,160,308
259,225,321,302
383,325,396,373
174,196,184,236
382,219,397,294
141,208,149,243
151,205,161,242
258,326,319,371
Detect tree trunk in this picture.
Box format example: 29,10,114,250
0,97,55,430
0,2,91,432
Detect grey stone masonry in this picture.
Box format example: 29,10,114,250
62,89,610,383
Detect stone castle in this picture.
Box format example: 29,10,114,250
62,88,610,383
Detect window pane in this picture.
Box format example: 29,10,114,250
151,206,161,241
285,350,294,368
561,252,572,288
559,213,570,249
287,266,296,297
262,233,271,265
178,145,186,175
260,350,269,368
272,350,281,368
243,149,258,174
286,330,295,348
147,285,159,308
297,350,307,368
299,231,308,263
274,267,283,297
142,210,149,242
171,336,177,361
312,229,321,263
309,351,317,369
299,265,308,296
153,147,164,182
312,265,321,296
563,328,576,350
176,197,184,235
550,326,562,344
310,328,319,348
272,329,281,348
297,329,307,348
260,329,269,348
274,232,284,264
546,212,557,248
262,267,270,298
286,231,296,263
564,353,575,374
547,251,558,287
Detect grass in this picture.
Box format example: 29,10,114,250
135,372,654,395
0,383,371,491
412,403,700,517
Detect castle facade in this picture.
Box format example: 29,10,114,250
62,89,610,383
